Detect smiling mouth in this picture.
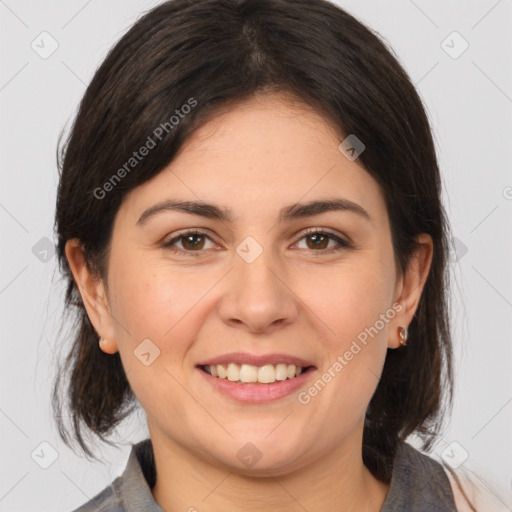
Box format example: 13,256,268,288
199,363,315,384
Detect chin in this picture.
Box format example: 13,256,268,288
203,432,313,476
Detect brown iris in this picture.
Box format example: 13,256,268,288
181,233,206,250
306,233,329,250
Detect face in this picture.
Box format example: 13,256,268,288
69,92,431,476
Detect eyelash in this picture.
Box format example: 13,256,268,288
161,228,352,257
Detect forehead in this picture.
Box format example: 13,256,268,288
120,92,387,227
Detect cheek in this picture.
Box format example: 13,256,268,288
307,256,395,347
106,263,205,423
105,264,198,400
301,255,394,406
109,256,206,342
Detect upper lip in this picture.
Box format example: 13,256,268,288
197,352,316,368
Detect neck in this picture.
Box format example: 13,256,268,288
150,421,390,512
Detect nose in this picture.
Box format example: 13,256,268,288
217,249,299,334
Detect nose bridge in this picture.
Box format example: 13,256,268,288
238,244,280,294
218,238,298,332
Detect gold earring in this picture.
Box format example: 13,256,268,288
398,326,408,346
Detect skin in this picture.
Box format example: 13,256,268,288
66,92,433,512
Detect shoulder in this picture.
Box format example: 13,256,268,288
70,477,124,512
69,439,159,512
384,441,511,512
430,452,511,512
382,441,458,511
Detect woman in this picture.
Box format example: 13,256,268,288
53,0,501,510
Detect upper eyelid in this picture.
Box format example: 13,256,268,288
164,228,218,245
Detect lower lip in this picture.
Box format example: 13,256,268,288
197,366,316,404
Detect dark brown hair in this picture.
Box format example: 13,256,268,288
53,0,453,482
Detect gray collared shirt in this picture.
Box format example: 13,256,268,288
71,438,457,511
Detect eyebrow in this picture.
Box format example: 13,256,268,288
136,197,372,226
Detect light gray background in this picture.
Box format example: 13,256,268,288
1,0,511,510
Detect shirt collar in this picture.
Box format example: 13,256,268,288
119,438,164,511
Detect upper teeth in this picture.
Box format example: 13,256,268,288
205,363,304,384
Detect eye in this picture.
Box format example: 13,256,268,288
161,227,352,257
161,229,218,256
293,228,352,253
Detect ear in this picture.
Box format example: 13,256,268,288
65,239,119,354
388,233,433,349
